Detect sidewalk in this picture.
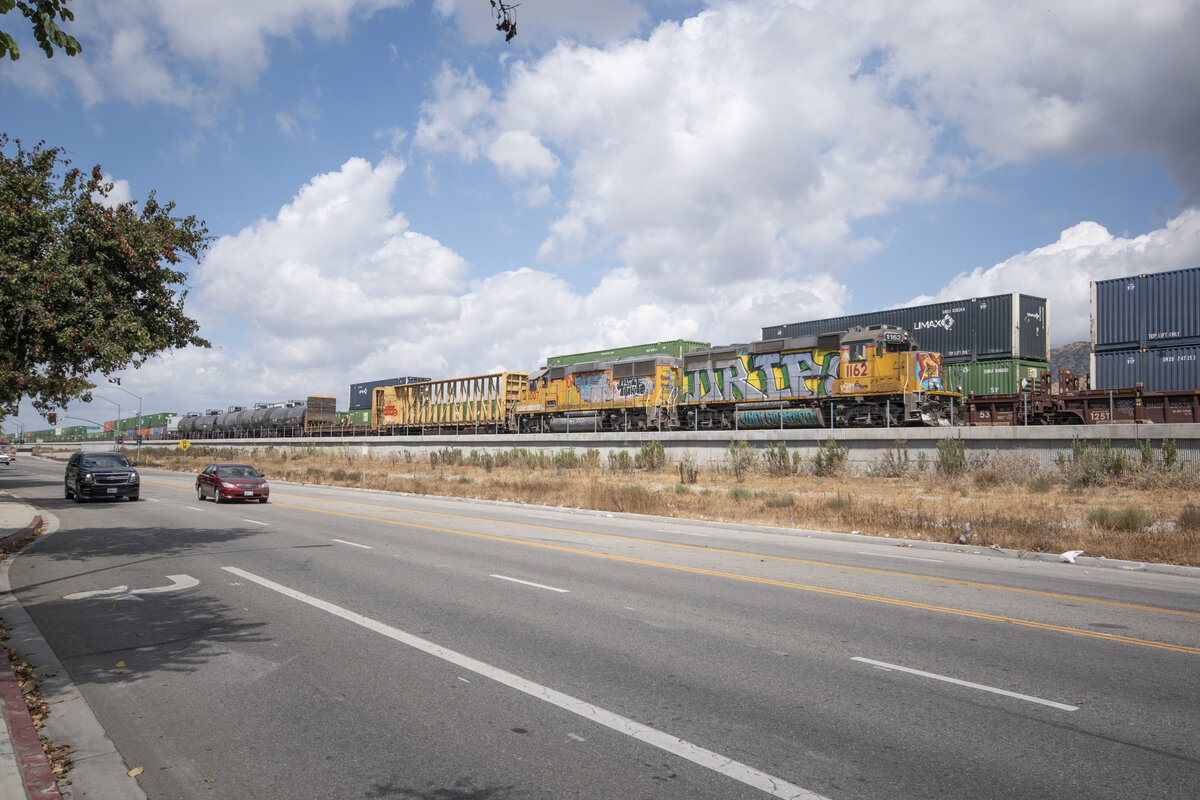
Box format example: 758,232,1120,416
0,492,60,800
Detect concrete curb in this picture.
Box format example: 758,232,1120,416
0,513,63,800
0,650,61,799
0,513,42,550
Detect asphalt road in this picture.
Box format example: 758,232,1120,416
4,456,1199,799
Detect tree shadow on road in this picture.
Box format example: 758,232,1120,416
4,470,335,687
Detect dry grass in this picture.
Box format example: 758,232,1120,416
107,443,1200,567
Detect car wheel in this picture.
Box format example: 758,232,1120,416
74,489,86,503
64,484,72,500
128,494,139,502
197,485,205,501
258,497,268,504
214,491,223,504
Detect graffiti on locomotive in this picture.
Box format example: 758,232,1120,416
684,348,839,403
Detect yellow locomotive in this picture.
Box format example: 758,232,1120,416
512,325,954,432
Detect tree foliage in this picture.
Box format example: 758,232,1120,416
0,0,82,61
0,134,211,418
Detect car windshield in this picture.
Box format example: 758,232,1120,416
219,465,260,478
82,454,130,468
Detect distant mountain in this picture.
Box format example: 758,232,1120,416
1051,341,1090,381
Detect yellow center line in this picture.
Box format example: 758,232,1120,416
224,484,1199,621
149,480,1200,657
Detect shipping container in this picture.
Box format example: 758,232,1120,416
349,377,429,410
546,340,710,368
1091,266,1200,351
138,412,176,428
1091,344,1200,392
345,409,371,426
761,293,1048,364
945,359,1049,396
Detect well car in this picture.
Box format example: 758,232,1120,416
196,463,269,503
64,451,140,502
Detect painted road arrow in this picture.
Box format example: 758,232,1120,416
63,574,199,601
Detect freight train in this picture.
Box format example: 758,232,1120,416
168,326,959,439
25,324,1200,446
174,396,338,438
512,325,953,432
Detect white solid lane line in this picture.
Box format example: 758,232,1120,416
852,657,1078,711
223,566,829,800
332,538,373,549
856,551,945,563
490,574,569,593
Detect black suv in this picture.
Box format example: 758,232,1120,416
64,452,140,502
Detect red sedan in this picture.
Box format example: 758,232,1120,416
196,462,270,503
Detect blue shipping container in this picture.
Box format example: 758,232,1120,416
349,377,432,410
1091,266,1200,351
1090,344,1200,392
761,293,1048,364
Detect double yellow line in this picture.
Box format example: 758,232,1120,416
158,481,1200,656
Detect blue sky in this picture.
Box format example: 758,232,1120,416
3,0,1199,433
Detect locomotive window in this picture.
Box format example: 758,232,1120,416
849,343,866,361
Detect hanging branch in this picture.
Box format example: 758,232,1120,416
490,0,519,42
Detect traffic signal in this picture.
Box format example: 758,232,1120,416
116,435,123,445
48,412,56,425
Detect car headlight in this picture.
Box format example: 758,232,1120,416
82,472,93,482
130,471,140,483
221,481,237,489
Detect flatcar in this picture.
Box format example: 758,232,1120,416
960,372,1200,425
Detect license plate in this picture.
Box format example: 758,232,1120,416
107,488,117,494
243,490,254,496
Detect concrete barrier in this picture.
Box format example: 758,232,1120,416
34,424,1200,470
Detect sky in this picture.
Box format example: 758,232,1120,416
3,0,1200,433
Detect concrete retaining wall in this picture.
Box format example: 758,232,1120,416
40,424,1200,470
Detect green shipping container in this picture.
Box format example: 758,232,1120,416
945,359,1049,396
546,339,710,367
139,412,175,427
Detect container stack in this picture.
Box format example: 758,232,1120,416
761,293,1049,395
1090,267,1200,392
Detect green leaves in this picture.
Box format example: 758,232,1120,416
0,134,211,417
0,0,81,61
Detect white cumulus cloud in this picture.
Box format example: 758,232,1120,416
914,209,1200,345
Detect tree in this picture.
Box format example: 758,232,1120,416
0,134,211,418
0,0,82,61
490,0,518,42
